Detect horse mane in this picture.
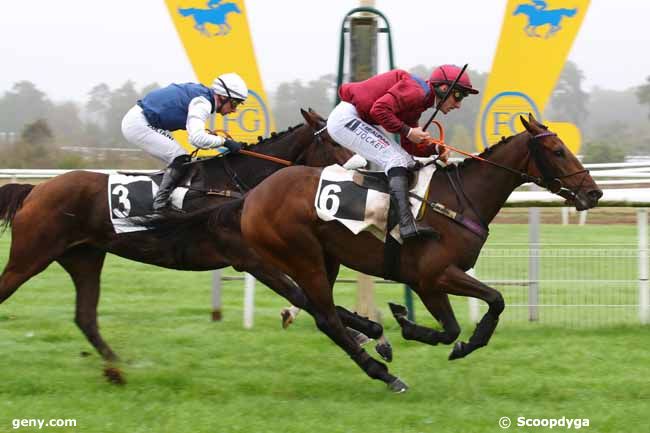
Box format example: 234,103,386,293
455,120,548,170
243,123,304,148
456,134,517,170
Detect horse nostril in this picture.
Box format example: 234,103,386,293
588,190,603,201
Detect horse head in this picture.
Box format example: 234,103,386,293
220,2,241,15
513,3,533,16
563,8,577,17
297,108,354,167
520,113,602,210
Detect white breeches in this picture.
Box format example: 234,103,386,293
121,105,188,165
327,101,415,174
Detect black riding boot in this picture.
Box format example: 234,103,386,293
388,167,439,241
152,154,191,211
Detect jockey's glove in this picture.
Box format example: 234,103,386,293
223,139,243,153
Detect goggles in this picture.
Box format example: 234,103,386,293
230,98,244,109
452,89,469,102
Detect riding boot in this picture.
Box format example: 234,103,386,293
152,154,191,211
387,167,439,241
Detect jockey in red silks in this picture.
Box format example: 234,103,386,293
326,64,479,240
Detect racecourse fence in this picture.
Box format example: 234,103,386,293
1,164,649,328
469,245,643,327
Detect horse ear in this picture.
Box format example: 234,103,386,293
520,115,532,132
528,112,538,124
300,108,315,126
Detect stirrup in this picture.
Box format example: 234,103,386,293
400,223,439,241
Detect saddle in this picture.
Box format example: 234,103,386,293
351,167,420,194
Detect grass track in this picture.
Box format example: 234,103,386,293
0,225,648,433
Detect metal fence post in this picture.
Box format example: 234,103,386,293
528,208,540,321
243,273,255,329
467,269,480,323
211,270,222,321
638,209,649,324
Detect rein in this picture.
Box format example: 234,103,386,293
204,125,329,167
197,123,329,194
238,149,292,166
435,131,588,197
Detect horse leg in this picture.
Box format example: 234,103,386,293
388,291,461,346
57,245,118,362
249,228,405,390
303,269,406,392
435,265,505,360
280,254,341,327
0,217,69,303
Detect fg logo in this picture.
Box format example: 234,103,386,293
480,91,542,151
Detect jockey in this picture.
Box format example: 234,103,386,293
326,64,479,240
121,73,248,211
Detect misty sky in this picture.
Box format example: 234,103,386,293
1,0,648,102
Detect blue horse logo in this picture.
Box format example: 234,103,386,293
178,1,241,37
513,0,577,38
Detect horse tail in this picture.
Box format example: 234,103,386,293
178,7,196,16
208,198,244,232
0,183,34,233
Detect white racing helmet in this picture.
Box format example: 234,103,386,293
211,72,248,101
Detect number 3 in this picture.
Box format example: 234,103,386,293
111,185,132,218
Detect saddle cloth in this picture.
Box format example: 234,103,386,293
108,174,188,233
314,163,436,243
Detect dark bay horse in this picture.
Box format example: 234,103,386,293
0,109,352,368
238,114,602,392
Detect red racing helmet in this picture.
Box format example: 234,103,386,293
429,64,479,94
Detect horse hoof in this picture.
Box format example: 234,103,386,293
388,377,409,393
347,328,372,346
388,302,408,319
103,366,126,385
280,309,294,329
375,342,393,363
448,341,467,361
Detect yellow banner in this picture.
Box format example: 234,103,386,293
474,0,590,153
165,0,274,154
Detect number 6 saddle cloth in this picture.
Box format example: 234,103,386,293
108,174,189,233
314,163,436,243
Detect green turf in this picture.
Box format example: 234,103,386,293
0,225,648,433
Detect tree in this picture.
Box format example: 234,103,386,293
546,60,589,129
636,76,650,118
582,140,625,164
46,101,85,144
105,81,139,146
0,81,53,133
85,83,112,129
21,118,53,146
271,75,336,130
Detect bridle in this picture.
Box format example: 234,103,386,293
436,131,589,200
525,131,590,200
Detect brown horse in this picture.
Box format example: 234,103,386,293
0,109,353,368
238,114,602,392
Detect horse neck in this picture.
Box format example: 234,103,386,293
456,133,531,225
221,3,237,12
199,125,311,190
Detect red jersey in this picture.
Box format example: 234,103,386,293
338,69,437,156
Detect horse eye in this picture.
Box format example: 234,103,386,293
553,149,564,157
